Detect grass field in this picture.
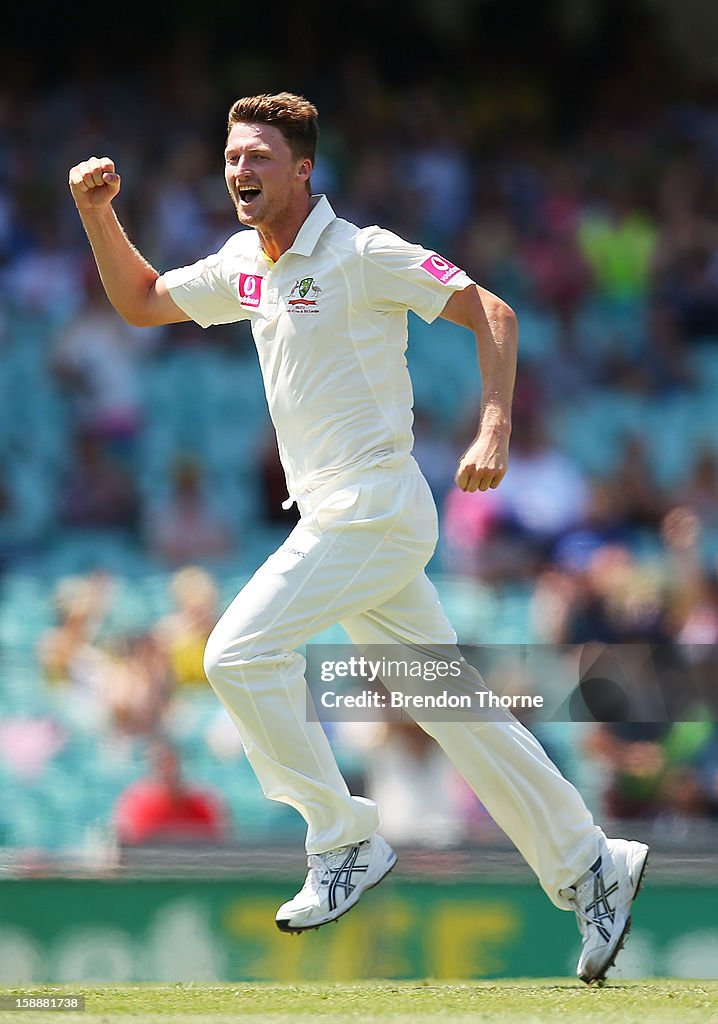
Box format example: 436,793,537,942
0,981,716,1024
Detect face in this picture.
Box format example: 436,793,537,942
224,122,311,231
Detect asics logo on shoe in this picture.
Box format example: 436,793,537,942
327,844,369,912
583,857,618,943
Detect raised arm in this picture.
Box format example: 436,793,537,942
440,283,517,492
69,156,190,328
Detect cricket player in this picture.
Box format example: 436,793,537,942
69,92,648,983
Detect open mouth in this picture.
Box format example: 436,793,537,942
238,186,262,206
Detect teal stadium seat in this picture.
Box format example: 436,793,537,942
433,577,499,643
687,341,718,391
575,297,645,358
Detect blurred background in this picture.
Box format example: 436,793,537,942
1,0,717,983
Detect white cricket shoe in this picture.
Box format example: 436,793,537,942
275,833,397,932
562,836,649,985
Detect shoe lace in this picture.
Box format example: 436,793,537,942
567,863,615,941
571,893,593,939
300,856,327,897
302,845,355,896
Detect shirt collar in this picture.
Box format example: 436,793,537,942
282,195,337,258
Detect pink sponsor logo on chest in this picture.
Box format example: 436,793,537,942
238,272,263,308
421,253,462,284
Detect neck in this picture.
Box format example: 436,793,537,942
257,194,312,262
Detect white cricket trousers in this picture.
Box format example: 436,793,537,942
203,458,603,909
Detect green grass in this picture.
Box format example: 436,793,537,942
0,981,717,1024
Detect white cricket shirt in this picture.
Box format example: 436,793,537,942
161,196,474,499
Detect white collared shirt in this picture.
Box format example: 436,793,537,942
161,196,474,498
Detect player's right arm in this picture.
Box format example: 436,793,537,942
68,156,190,328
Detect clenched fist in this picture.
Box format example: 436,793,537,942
68,157,121,210
455,428,510,492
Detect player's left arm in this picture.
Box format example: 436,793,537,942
440,284,517,492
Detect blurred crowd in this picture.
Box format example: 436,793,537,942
2,43,718,850
3,49,718,548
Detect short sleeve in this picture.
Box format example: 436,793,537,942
359,227,475,324
160,248,249,329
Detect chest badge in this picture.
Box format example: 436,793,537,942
286,276,322,314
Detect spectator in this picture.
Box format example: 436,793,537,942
113,739,228,846
148,138,216,267
58,431,139,531
144,456,232,565
605,436,664,533
583,720,714,821
661,506,716,641
661,506,718,720
400,94,472,248
493,407,590,556
679,449,718,531
518,191,593,335
154,566,219,690
37,573,113,691
441,481,506,578
38,574,172,737
456,191,522,300
552,479,637,576
5,219,83,323
0,716,67,782
336,719,468,848
101,631,172,738
52,268,157,449
578,186,657,303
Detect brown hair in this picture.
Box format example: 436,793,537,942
227,92,319,164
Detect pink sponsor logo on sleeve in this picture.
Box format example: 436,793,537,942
238,272,263,308
420,253,463,284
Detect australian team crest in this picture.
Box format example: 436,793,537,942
287,276,322,313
